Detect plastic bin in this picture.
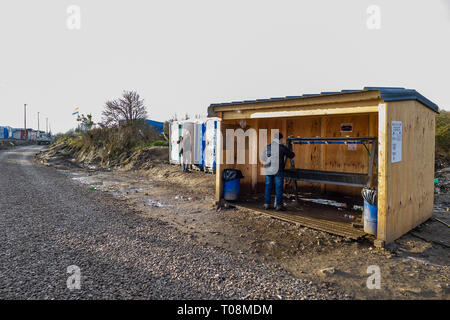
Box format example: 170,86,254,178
363,200,378,235
223,169,244,201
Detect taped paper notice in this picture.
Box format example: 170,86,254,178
391,121,402,163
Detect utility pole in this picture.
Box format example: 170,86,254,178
37,112,40,133
46,117,48,134
24,104,27,139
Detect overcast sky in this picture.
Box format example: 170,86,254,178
0,0,449,133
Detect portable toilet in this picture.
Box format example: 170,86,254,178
169,121,182,165
193,119,206,169
204,118,219,173
181,121,195,166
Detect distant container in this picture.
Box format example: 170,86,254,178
0,127,8,139
169,121,182,165
13,130,21,140
0,126,13,139
204,118,219,172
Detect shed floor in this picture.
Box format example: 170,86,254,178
235,192,368,240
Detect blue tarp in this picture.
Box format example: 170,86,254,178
144,120,164,134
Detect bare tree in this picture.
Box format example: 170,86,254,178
102,90,148,126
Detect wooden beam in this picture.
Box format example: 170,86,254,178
222,102,380,120
213,91,382,112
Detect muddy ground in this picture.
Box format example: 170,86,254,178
35,146,449,300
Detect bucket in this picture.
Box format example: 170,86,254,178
223,178,241,201
363,200,378,235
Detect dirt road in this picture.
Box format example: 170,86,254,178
38,143,450,300
0,146,341,299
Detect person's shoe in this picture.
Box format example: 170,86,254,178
275,205,287,211
263,204,272,210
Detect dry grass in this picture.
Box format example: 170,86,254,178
55,123,164,166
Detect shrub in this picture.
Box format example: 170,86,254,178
151,140,169,147
436,109,450,159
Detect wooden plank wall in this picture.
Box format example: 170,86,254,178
377,101,435,243
217,113,378,198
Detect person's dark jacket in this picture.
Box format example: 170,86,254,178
261,139,295,174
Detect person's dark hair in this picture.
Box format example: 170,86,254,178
273,132,283,140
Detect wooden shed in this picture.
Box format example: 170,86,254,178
208,87,439,245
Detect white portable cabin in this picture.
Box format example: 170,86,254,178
193,119,210,169
193,121,203,168
181,121,195,166
204,118,219,172
169,121,182,165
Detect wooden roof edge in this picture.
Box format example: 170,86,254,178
210,90,382,113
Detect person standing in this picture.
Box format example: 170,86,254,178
181,130,192,172
177,134,188,172
261,132,295,211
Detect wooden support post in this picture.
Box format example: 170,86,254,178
251,119,259,193
215,119,223,203
287,139,299,203
320,116,327,194
367,141,376,187
377,103,388,241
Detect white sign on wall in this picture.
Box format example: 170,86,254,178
391,121,402,163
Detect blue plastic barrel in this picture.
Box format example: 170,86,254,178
223,178,241,201
363,200,378,235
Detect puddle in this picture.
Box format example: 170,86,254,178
145,199,164,207
145,198,173,208
298,197,364,212
128,187,143,193
299,197,348,208
175,195,192,201
72,176,104,185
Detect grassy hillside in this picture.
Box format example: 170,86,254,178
54,123,168,167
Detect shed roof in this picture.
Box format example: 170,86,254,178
209,87,439,114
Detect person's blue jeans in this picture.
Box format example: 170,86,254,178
264,172,284,207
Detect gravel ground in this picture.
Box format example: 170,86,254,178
0,146,343,299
